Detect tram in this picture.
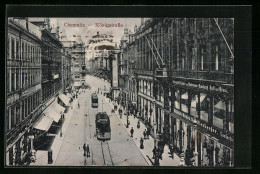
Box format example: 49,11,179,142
91,93,98,108
95,112,111,141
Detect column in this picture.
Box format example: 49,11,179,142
193,122,198,166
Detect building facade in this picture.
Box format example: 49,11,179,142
121,18,234,166
71,35,86,89
6,18,42,165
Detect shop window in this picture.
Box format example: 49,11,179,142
213,97,225,129
181,91,189,113
174,89,180,110
190,93,199,117
200,93,208,122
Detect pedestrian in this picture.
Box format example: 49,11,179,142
140,137,144,149
152,147,156,159
143,129,147,140
137,120,140,129
83,143,86,156
86,144,90,157
169,144,174,159
130,127,134,137
78,102,80,109
146,127,150,139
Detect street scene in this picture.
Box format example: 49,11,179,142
6,17,234,167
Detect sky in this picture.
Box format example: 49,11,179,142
49,18,142,45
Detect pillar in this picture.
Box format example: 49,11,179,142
193,124,198,166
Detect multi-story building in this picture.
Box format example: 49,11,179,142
71,35,86,89
6,18,42,165
59,29,73,93
61,50,72,93
121,18,234,166
86,31,115,79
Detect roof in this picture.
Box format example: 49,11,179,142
96,112,109,120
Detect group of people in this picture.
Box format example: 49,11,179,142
83,143,90,158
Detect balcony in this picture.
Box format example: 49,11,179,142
170,70,233,84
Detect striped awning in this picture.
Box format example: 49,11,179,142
33,116,53,131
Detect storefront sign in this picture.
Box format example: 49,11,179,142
187,82,198,88
209,85,229,93
198,84,208,90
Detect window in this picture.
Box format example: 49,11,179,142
7,69,10,93
213,97,225,129
200,93,209,122
11,70,15,91
6,107,10,130
7,37,10,59
174,89,180,110
181,90,189,113
11,106,15,128
190,93,199,117
191,48,196,70
200,48,204,70
16,104,20,125
16,69,19,90
216,46,219,70
11,38,15,59
22,42,24,60
16,40,20,60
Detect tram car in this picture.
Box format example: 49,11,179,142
95,112,111,141
91,93,98,108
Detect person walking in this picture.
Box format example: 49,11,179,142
137,120,140,129
130,127,134,137
86,144,90,157
152,147,156,159
143,129,147,140
140,137,144,149
83,143,86,156
78,102,80,109
146,127,150,139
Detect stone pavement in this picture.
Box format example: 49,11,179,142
103,96,181,166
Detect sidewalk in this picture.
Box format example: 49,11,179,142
31,98,78,166
103,97,181,166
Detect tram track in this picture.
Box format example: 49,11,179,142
100,141,114,166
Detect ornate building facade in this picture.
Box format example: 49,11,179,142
121,18,234,166
6,18,42,165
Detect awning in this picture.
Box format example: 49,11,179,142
181,92,188,99
200,93,207,103
33,116,53,131
67,93,72,98
50,103,65,114
214,101,226,110
45,109,61,123
59,94,70,106
191,96,198,108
